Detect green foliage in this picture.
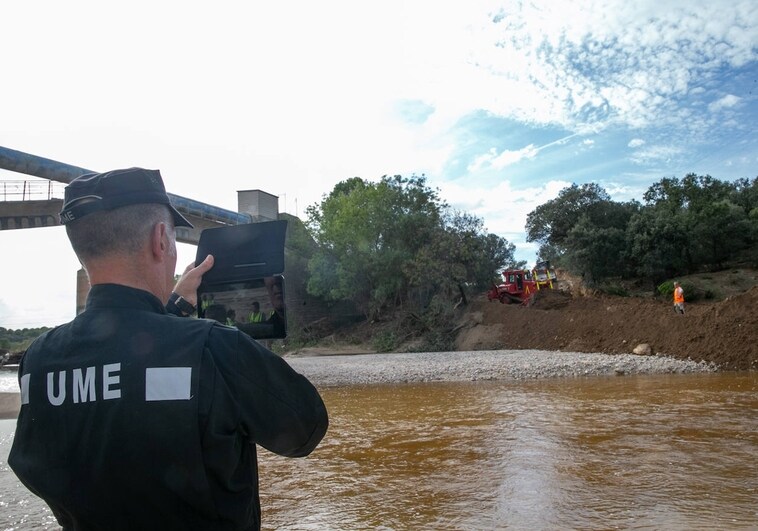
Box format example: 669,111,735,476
411,294,458,352
306,175,518,319
371,330,400,353
526,183,641,276
690,201,752,267
528,174,758,285
526,182,611,261
632,174,758,279
0,327,50,352
306,175,437,315
598,284,629,297
683,283,710,303
563,215,630,284
626,206,691,281
731,177,758,215
405,210,522,300
656,280,676,297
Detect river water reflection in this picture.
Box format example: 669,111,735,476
1,372,756,530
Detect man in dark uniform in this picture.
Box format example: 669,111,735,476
9,168,328,530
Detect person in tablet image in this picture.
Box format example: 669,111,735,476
265,276,286,337
201,292,215,311
248,301,265,323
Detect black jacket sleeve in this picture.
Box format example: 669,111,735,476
205,325,328,457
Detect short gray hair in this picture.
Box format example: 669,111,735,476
66,203,174,262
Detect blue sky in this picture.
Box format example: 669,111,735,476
1,0,756,329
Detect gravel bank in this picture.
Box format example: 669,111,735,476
285,349,718,387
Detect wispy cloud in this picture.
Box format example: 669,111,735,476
467,0,757,134
628,139,646,148
439,178,572,238
468,145,539,172
629,145,685,165
708,94,742,113
467,132,581,172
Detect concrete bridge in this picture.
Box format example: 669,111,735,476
0,146,279,244
0,145,282,316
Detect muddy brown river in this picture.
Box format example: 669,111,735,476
1,371,756,529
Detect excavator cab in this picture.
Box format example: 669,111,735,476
487,263,557,305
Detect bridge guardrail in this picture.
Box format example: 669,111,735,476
1,180,66,201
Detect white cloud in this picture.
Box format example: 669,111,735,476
603,182,647,202
467,132,582,172
491,145,539,169
468,144,540,171
467,0,757,133
629,145,685,165
708,94,742,113
628,139,646,148
437,177,571,264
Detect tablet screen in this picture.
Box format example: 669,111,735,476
198,275,287,339
195,220,288,339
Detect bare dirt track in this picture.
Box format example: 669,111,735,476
454,286,758,371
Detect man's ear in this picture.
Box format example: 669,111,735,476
151,222,169,260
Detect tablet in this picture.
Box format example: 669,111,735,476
195,220,287,284
195,220,288,339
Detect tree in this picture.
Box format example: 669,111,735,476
525,174,758,284
525,183,611,263
0,327,51,352
404,210,521,304
730,177,758,216
627,199,692,281
524,183,638,274
305,175,519,318
306,175,442,317
690,201,752,268
635,174,757,274
563,215,628,284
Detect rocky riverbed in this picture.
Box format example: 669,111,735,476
0,349,720,418
285,349,718,387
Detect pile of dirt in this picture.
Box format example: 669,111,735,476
287,268,757,372
455,286,758,371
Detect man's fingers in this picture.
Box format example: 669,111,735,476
195,254,215,274
173,255,215,306
182,255,214,276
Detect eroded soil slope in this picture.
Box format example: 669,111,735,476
455,286,758,371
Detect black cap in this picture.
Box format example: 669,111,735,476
60,168,193,228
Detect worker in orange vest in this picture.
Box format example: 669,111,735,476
673,282,685,314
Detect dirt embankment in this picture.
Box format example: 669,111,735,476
455,286,758,371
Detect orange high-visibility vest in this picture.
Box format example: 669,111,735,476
674,287,684,304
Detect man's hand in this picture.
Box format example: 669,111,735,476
173,255,214,307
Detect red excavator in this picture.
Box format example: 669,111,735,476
487,261,557,305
